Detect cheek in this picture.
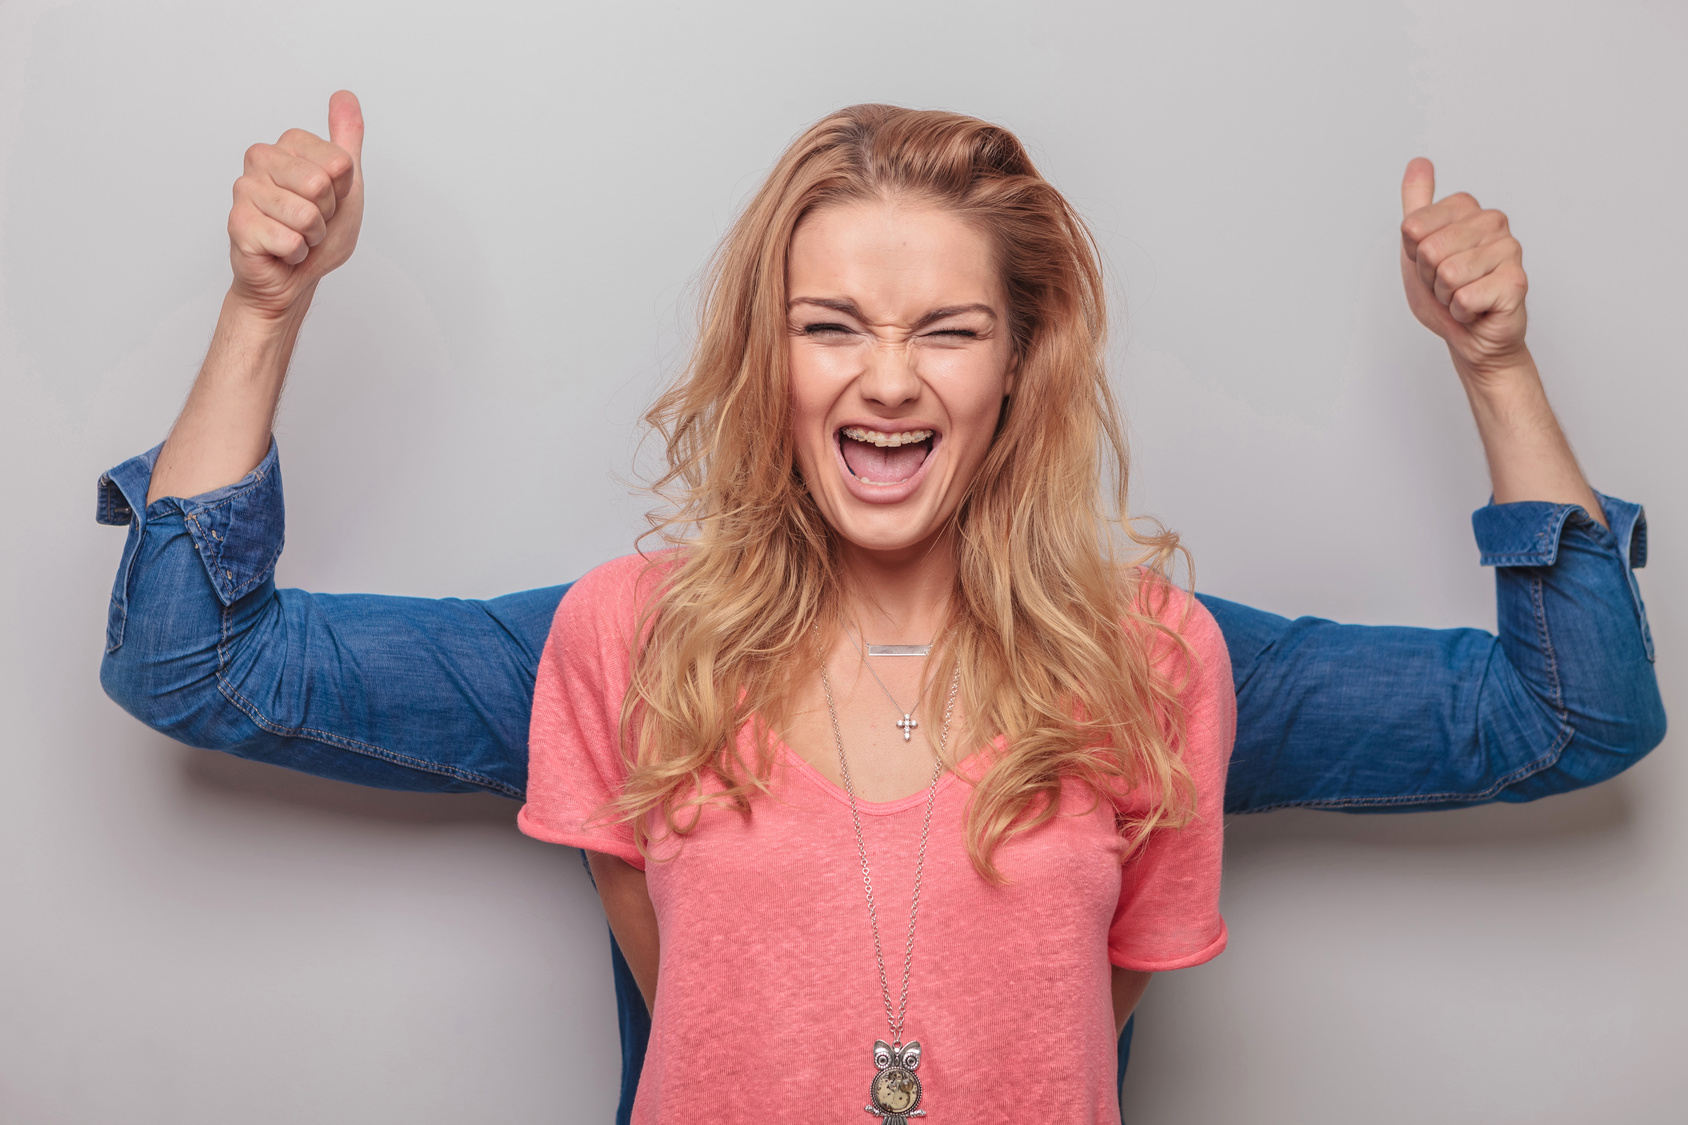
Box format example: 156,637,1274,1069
922,349,1012,431
786,347,835,456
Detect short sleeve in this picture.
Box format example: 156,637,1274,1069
517,554,657,868
1108,588,1236,971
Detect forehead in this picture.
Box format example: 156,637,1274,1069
787,200,1003,319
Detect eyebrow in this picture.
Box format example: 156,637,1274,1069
787,297,998,332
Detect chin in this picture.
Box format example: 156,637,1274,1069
825,498,951,556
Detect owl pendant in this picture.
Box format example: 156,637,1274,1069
864,1040,926,1124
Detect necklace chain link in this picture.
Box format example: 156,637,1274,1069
820,655,961,1046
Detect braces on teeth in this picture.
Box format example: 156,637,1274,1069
841,426,934,448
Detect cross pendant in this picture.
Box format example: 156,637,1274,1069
895,714,918,741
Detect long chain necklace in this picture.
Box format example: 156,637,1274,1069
820,657,961,1125
847,629,928,742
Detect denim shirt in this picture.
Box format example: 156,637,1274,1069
94,441,1665,1120
96,440,1663,810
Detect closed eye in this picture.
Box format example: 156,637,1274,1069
802,322,854,336
928,328,978,338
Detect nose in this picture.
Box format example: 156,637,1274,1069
859,337,922,408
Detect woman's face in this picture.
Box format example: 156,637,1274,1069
787,199,1016,561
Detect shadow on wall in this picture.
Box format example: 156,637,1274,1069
1226,776,1635,858
173,740,518,828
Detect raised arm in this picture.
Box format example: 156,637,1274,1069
100,92,562,797
148,91,365,504
1396,157,1603,524
1214,159,1663,814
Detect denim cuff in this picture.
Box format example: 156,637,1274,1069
1472,492,1646,570
96,440,285,607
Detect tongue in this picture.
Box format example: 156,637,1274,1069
842,437,929,484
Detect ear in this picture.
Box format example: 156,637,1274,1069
898,1041,921,1070
874,1041,893,1071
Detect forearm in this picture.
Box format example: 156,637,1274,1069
588,852,660,1014
147,289,312,505
1112,968,1150,1038
1458,349,1605,527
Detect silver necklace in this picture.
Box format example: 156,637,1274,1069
847,630,928,742
820,658,960,1125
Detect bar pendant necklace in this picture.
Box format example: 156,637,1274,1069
820,658,961,1124
850,632,932,742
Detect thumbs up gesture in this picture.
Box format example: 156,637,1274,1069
1398,158,1530,382
227,90,365,319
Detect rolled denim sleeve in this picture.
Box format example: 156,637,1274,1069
1212,493,1666,814
97,443,561,797
98,442,286,649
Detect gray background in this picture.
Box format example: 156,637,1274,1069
2,0,1682,1120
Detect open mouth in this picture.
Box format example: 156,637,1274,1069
837,425,936,486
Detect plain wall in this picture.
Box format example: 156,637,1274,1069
2,0,1683,1120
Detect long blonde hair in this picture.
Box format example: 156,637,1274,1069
617,104,1196,880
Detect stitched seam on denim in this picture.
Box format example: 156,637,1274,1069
1233,722,1575,813
1481,504,1579,567
213,676,525,798
1532,572,1567,719
211,607,522,798
185,511,283,604
105,519,140,654
223,539,283,601
1242,577,1575,814
177,457,274,516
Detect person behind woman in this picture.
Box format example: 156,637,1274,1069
517,103,1233,1121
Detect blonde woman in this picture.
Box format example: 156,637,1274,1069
519,105,1232,1121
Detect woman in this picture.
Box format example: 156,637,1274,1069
519,104,1233,1121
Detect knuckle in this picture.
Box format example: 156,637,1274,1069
287,197,321,231
243,142,270,169
278,127,312,146
302,171,333,201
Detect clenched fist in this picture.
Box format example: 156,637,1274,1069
228,90,365,319
1399,157,1529,383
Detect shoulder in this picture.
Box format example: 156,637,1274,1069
1125,572,1235,777
1126,570,1230,673
549,550,679,642
535,551,682,696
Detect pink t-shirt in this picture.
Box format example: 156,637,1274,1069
519,553,1234,1123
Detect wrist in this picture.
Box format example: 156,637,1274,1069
1451,344,1538,401
220,283,316,337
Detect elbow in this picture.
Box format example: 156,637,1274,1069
1599,668,1668,760
98,572,251,753
99,623,232,752
1560,675,1669,788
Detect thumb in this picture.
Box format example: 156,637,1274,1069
328,89,364,166
1401,156,1434,217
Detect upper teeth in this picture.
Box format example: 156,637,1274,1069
841,426,933,448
